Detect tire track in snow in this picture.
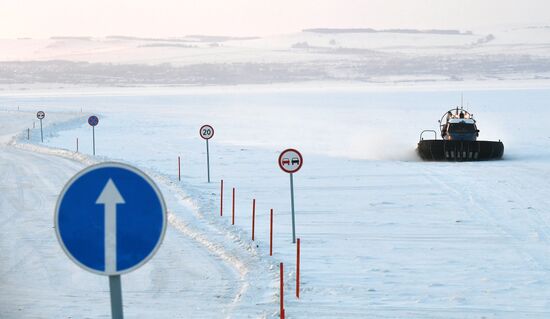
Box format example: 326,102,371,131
422,163,550,271
11,121,276,318
423,166,537,267
156,175,278,317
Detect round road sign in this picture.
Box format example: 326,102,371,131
37,111,45,119
200,125,214,140
88,115,99,126
278,149,303,174
54,162,167,276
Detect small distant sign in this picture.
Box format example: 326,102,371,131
278,149,303,174
88,115,99,126
37,111,45,119
200,125,214,140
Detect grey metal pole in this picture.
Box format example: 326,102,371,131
39,119,43,142
109,275,124,319
93,126,96,156
206,139,210,183
27,128,30,140
290,173,296,244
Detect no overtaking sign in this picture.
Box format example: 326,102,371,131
278,148,303,244
278,149,303,173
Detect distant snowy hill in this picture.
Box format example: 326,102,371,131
1,26,550,86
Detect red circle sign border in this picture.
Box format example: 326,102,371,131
199,124,215,140
278,148,303,174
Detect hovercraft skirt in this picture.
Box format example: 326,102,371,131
417,140,504,161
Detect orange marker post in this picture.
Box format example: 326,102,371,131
280,262,285,319
296,238,300,298
220,180,224,216
252,199,256,241
232,187,236,225
270,209,274,256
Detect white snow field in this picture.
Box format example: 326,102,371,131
1,85,550,318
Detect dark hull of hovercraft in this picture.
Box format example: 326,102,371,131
417,140,504,161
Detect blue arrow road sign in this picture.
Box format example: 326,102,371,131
55,162,167,276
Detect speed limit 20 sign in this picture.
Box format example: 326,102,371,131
199,125,214,140
200,124,214,183
278,149,303,173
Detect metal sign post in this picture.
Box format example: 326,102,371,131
278,149,303,244
109,275,123,319
206,139,210,182
289,173,296,242
55,162,167,319
199,125,214,183
36,111,45,142
88,115,99,155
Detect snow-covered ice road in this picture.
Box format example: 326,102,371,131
0,111,265,318
4,87,550,318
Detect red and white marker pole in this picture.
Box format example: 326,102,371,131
296,238,300,298
280,262,285,319
270,209,274,256
232,187,236,225
220,180,224,216
252,199,256,241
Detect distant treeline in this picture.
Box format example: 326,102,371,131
106,35,258,43
1,53,549,85
50,36,93,41
48,35,259,44
303,28,473,35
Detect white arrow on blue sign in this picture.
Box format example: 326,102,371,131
55,162,167,276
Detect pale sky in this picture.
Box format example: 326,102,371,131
1,0,548,38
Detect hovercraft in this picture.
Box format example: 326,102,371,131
417,107,504,161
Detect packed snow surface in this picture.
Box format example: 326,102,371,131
1,85,550,318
